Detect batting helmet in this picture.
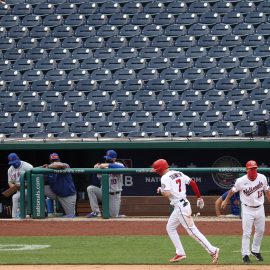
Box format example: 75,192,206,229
152,159,169,174
246,160,258,169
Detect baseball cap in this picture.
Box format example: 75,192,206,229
246,160,258,169
104,150,117,160
49,153,60,160
8,153,20,165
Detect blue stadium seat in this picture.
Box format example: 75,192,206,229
154,13,175,26
0,112,12,124
33,3,54,16
40,91,62,104
166,1,187,14
220,34,242,47
229,67,250,80
90,68,112,81
193,78,214,92
99,79,122,92
56,132,78,139
120,100,143,112
166,100,189,113
84,36,105,49
0,15,20,27
175,35,196,48
144,1,165,14
45,69,66,82
0,91,16,103
74,25,95,38
226,89,248,103
252,66,270,79
144,100,166,113
212,121,234,134
96,25,119,38
62,37,83,50
80,58,101,71
142,24,163,37
68,69,90,81
65,14,85,26
0,70,21,82
84,111,106,124
80,131,100,139
126,57,147,71
240,56,262,69
145,78,169,92
220,129,243,137
160,67,182,81
106,36,128,49
154,111,176,124
22,121,45,135
243,34,265,47
26,48,47,61
223,109,247,124
53,79,75,93
87,90,110,103
18,91,39,104
51,25,73,38
169,79,191,92
117,121,139,134
39,37,61,50
36,111,59,124
139,47,162,59
197,35,219,48
237,99,260,112
256,22,270,36
165,121,187,134
0,122,21,135
8,26,29,39
175,13,198,25
173,131,195,138
58,58,80,71
96,100,118,113
30,80,52,93
55,3,76,15
234,1,256,13
75,79,97,92
17,37,38,50
103,57,125,71
218,56,240,69
111,90,133,103
141,121,164,135
250,88,270,102
113,68,136,81
109,13,130,26
4,48,24,61
48,48,71,60
183,68,205,81
130,111,153,124
50,100,72,113
210,23,232,37
13,59,34,71
157,90,179,103
103,131,125,139
239,78,260,91
206,67,228,81
64,91,85,104
203,90,225,103
35,58,57,71
116,47,138,59
0,3,10,16
72,48,93,60
73,100,96,113
69,121,92,134
198,130,220,138
199,11,221,25
249,109,269,123
208,46,230,58
181,90,202,103
134,90,155,103
107,111,130,124
195,56,217,69
30,25,51,39
94,120,116,134
233,23,255,36
0,81,6,92
245,11,266,25
200,110,222,124
164,24,186,37
148,57,171,70
46,121,69,135
12,3,32,16
172,57,193,70
254,45,270,57
188,23,210,37
99,1,121,15
129,35,150,48
185,46,207,59
123,79,144,92
188,1,211,14
122,2,143,14
77,2,97,15
235,120,258,136
0,59,11,71
189,100,212,113
177,110,200,124
222,11,244,25
43,14,63,27
151,36,174,48
26,100,47,113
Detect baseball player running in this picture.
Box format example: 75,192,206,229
152,159,220,264
221,160,270,263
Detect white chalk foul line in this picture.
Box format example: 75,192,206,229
0,245,50,251
232,250,270,253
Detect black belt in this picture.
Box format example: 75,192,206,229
244,204,261,208
180,199,188,207
109,191,121,195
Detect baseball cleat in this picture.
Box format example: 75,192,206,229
86,211,101,218
243,255,251,263
169,254,186,262
211,248,220,264
251,251,263,261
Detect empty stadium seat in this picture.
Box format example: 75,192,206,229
107,111,129,124
36,111,59,124
223,109,248,124
84,111,106,124
46,121,69,135
94,120,116,134
165,121,188,134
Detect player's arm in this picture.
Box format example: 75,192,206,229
157,187,171,198
48,162,69,169
189,179,204,209
215,197,223,217
98,163,124,169
221,189,236,209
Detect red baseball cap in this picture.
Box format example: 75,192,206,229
246,160,258,169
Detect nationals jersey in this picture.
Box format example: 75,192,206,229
8,161,33,186
161,170,191,206
232,173,269,206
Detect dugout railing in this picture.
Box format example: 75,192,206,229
19,167,269,219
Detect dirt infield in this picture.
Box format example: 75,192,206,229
0,217,269,270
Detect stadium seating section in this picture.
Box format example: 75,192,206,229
1,0,270,139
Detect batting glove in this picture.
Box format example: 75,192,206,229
197,198,204,209
157,187,162,194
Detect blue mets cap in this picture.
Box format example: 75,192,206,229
8,153,20,165
104,150,117,160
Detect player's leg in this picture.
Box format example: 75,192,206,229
109,193,121,217
167,207,186,258
11,192,20,218
241,205,254,257
86,185,102,214
44,185,57,200
57,194,77,216
251,206,265,254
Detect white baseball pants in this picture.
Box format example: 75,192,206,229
241,204,265,256
166,199,217,256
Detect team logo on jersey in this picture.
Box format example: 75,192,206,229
243,182,263,196
212,156,242,188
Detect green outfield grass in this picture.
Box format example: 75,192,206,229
0,236,269,265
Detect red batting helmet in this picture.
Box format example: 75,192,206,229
246,160,258,169
152,159,169,174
